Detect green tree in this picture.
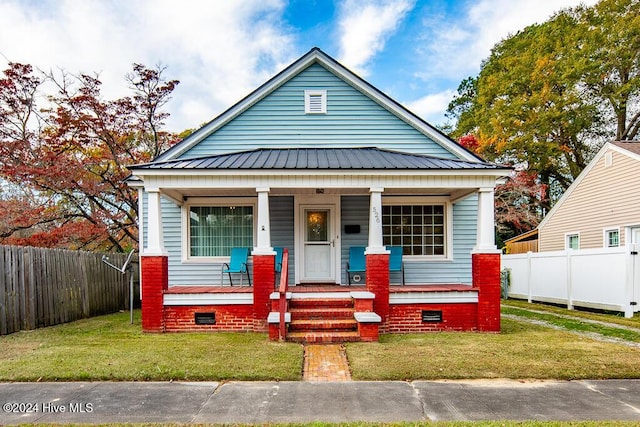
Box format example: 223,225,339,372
576,0,640,140
448,0,639,202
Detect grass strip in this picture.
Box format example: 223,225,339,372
503,299,640,328
502,306,640,343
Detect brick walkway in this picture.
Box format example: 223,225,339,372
303,344,352,381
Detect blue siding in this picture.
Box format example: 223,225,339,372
180,63,456,159
340,196,369,284
270,196,295,286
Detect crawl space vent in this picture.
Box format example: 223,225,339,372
195,312,216,325
422,310,442,323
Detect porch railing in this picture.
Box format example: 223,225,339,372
278,249,289,341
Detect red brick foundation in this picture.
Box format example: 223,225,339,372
252,253,275,332
387,303,478,332
358,323,379,341
473,252,501,332
366,253,389,327
164,304,254,332
268,323,279,341
141,255,168,332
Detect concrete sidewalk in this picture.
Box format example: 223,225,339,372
2,379,640,424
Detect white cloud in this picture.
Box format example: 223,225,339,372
404,89,456,126
415,0,600,81
337,0,414,77
0,0,295,132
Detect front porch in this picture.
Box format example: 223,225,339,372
134,149,506,340
151,252,498,342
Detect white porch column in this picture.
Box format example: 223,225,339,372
253,187,274,255
145,189,166,255
366,187,389,254
473,187,500,253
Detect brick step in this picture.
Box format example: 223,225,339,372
289,307,355,320
289,298,354,309
286,331,361,344
289,318,357,332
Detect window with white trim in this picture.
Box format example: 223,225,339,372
188,205,254,257
605,228,620,248
304,90,327,114
382,204,446,256
566,233,580,250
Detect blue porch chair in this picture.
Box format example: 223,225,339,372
346,246,366,285
221,248,251,286
274,247,284,287
387,246,405,285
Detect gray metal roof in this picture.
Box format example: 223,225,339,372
130,148,503,171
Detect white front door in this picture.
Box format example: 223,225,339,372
300,205,336,283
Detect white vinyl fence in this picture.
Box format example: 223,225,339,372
502,245,640,317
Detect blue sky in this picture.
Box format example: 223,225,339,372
0,0,597,133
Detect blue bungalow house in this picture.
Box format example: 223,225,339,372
128,48,508,342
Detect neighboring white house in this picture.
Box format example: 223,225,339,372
503,141,640,317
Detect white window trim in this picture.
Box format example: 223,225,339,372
603,227,620,248
625,224,640,245
565,232,580,250
382,196,454,261
304,90,327,114
181,197,257,263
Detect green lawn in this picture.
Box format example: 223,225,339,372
2,304,640,382
0,310,302,382
346,317,640,381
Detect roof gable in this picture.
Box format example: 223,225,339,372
156,47,481,163
538,141,640,230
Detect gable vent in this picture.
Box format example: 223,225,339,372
305,90,327,114
604,151,613,167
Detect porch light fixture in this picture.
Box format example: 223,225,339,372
315,188,324,194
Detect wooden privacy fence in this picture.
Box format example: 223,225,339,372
505,239,538,254
1,245,135,335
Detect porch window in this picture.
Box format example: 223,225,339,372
189,206,253,257
382,205,445,256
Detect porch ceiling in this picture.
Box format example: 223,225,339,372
161,187,478,204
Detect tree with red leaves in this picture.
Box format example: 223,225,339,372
457,134,547,246
494,169,547,242
0,62,179,251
